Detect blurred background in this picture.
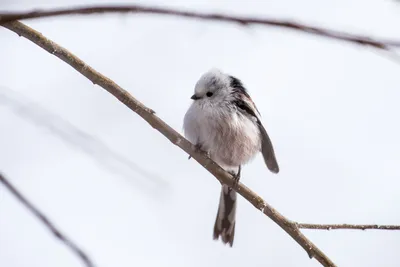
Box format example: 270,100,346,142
1,0,400,266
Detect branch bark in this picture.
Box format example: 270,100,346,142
2,21,336,267
298,223,400,230
1,4,400,50
0,172,94,267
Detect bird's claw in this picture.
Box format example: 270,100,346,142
230,166,241,191
188,143,203,160
232,173,240,190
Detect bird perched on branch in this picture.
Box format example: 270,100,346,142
183,68,279,246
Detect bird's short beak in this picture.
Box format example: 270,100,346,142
191,94,201,100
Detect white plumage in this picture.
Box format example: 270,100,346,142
183,68,279,246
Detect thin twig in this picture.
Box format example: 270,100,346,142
298,223,400,230
0,86,167,193
0,172,95,267
1,5,400,50
2,21,336,267
368,47,400,66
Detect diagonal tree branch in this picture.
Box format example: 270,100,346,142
298,223,400,230
1,4,400,50
0,172,95,267
0,86,167,192
2,21,336,267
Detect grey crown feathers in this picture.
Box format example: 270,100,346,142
183,68,279,246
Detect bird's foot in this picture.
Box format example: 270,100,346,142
230,166,242,191
188,143,203,160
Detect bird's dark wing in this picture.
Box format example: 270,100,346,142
232,97,280,174
257,120,279,173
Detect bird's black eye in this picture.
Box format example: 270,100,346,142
206,92,213,97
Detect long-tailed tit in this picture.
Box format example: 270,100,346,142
183,68,279,246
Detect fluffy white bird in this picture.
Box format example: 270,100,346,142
183,68,279,246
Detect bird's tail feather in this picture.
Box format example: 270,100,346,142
213,185,237,246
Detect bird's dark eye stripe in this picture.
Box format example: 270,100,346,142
206,92,213,97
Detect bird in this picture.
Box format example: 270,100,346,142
183,68,279,246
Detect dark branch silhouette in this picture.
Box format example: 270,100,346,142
1,4,400,50
2,20,336,267
298,223,400,230
4,19,400,267
0,172,95,267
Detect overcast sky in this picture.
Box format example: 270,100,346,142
1,0,400,267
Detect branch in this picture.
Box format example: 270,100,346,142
1,5,400,50
298,223,400,231
0,86,167,191
0,172,94,267
2,21,336,267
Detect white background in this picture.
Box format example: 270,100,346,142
1,0,400,266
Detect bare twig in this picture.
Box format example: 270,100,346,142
2,21,336,267
1,5,400,50
368,47,400,66
298,223,400,230
0,86,167,194
0,172,94,267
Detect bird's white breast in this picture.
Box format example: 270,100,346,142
183,101,261,169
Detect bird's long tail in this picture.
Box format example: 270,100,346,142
213,184,237,246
